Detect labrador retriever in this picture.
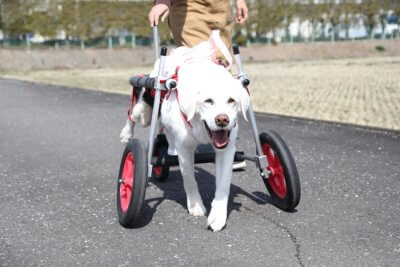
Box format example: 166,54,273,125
120,31,250,231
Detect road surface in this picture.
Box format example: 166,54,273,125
0,79,399,266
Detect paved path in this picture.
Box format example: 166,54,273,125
0,79,399,266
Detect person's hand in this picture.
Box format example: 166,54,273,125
148,0,171,27
235,0,248,24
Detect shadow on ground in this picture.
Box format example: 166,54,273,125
130,164,276,229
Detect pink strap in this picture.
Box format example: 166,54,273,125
209,30,232,69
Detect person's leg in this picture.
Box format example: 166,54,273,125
169,0,232,64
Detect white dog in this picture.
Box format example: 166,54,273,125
120,31,250,231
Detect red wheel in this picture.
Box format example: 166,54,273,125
259,131,301,211
152,134,170,182
117,139,147,227
120,152,134,212
263,143,287,199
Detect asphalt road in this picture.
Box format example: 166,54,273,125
1,79,399,266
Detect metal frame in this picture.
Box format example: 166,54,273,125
146,26,269,179
233,45,269,178
147,27,167,177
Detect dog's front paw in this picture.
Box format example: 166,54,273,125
188,201,206,217
207,201,227,232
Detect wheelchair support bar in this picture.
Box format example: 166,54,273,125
233,45,268,178
147,41,167,177
151,151,246,167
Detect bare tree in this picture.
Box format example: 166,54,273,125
0,0,4,32
357,0,390,38
1,0,37,37
250,0,286,40
300,0,326,41
392,0,400,19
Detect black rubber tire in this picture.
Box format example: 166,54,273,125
117,139,148,227
259,130,301,211
152,134,170,182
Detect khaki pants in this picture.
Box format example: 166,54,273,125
169,0,232,61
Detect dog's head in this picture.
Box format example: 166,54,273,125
178,60,250,149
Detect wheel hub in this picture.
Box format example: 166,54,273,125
262,144,287,199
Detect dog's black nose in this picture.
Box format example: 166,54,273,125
215,114,229,127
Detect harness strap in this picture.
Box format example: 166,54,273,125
209,30,233,70
165,66,179,100
127,68,193,128
166,67,193,128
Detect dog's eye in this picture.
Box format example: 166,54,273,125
228,98,236,104
204,98,214,105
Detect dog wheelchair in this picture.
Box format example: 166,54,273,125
117,27,301,227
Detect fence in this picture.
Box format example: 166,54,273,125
0,30,399,49
0,34,155,49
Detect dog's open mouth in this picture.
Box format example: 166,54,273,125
204,121,230,149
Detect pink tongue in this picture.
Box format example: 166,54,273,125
212,130,229,148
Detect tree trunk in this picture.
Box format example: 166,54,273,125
380,19,386,39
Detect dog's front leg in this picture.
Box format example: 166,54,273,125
208,129,237,232
177,145,206,217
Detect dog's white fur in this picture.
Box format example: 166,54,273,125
119,95,152,144
120,33,250,231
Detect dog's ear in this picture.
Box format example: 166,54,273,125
236,81,250,121
176,63,202,122
178,89,197,122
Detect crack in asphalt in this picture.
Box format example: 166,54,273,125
149,183,305,266
243,206,304,267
